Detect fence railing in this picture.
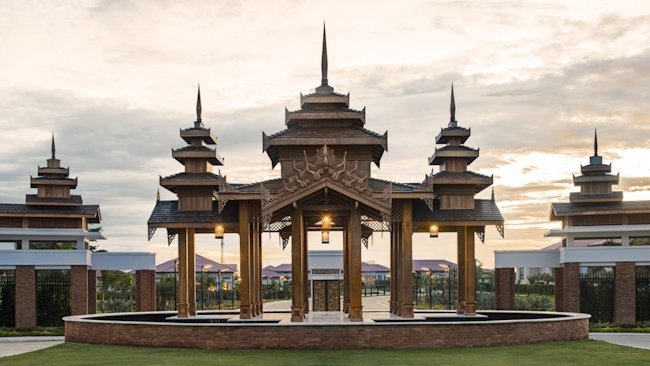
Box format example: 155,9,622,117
37,270,70,326
0,271,15,327
580,271,614,323
637,270,650,322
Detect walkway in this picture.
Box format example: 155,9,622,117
589,333,650,350
0,336,64,358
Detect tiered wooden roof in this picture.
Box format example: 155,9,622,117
158,87,227,208
0,135,100,224
550,131,650,222
425,85,493,210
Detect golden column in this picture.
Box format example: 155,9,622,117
188,228,197,316
238,201,252,319
456,227,466,314
348,206,363,321
463,226,477,315
177,229,189,317
400,200,414,318
291,207,305,321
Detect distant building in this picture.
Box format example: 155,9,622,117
495,132,650,322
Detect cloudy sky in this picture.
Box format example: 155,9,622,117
1,1,649,268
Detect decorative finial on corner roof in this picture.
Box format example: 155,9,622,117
594,128,598,157
321,23,328,86
196,84,202,124
156,188,160,202
491,186,495,201
51,133,56,159
450,83,456,123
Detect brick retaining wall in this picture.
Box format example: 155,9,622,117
65,314,589,349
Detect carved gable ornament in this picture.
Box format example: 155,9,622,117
284,145,370,194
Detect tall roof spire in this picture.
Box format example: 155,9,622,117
51,133,56,159
156,188,160,202
321,23,328,86
594,128,598,157
450,83,456,123
195,84,202,126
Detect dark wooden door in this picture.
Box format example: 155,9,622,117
313,280,340,311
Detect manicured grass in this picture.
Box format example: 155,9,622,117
1,340,648,366
0,327,63,337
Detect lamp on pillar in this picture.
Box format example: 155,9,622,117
429,224,439,238
214,224,225,239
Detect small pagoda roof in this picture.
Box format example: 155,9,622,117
263,126,387,168
412,199,503,225
37,166,70,176
160,172,226,193
147,200,237,227
550,200,650,220
180,127,217,145
573,173,619,184
580,163,612,174
25,194,82,206
430,171,493,192
569,192,623,203
30,176,78,188
285,108,366,128
428,146,479,165
171,146,224,166
300,91,350,109
435,126,471,145
0,203,100,223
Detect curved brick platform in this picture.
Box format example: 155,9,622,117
64,311,590,349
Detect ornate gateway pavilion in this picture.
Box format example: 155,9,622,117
148,28,504,321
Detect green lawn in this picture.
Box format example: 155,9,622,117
1,340,648,366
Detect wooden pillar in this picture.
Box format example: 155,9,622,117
349,206,363,321
250,220,258,317
291,207,304,321
302,224,308,314
389,222,395,314
15,265,36,328
391,222,400,316
238,202,253,319
464,226,477,315
563,262,580,313
554,267,564,312
614,262,636,323
495,268,515,310
256,220,263,315
456,227,466,314
400,201,414,318
87,270,97,314
343,224,349,313
177,229,189,317
188,228,197,316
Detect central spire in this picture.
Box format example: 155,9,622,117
51,133,56,159
593,128,598,157
321,24,328,86
195,85,202,127
449,83,457,127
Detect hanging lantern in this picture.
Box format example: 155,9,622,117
429,224,439,238
321,230,330,244
214,224,225,239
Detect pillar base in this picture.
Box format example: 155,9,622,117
240,305,253,319
291,306,304,322
177,304,189,318
456,301,465,314
400,304,414,318
344,302,349,313
349,306,363,322
189,303,197,316
464,302,477,316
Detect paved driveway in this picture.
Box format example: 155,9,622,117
0,336,64,358
590,333,650,350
